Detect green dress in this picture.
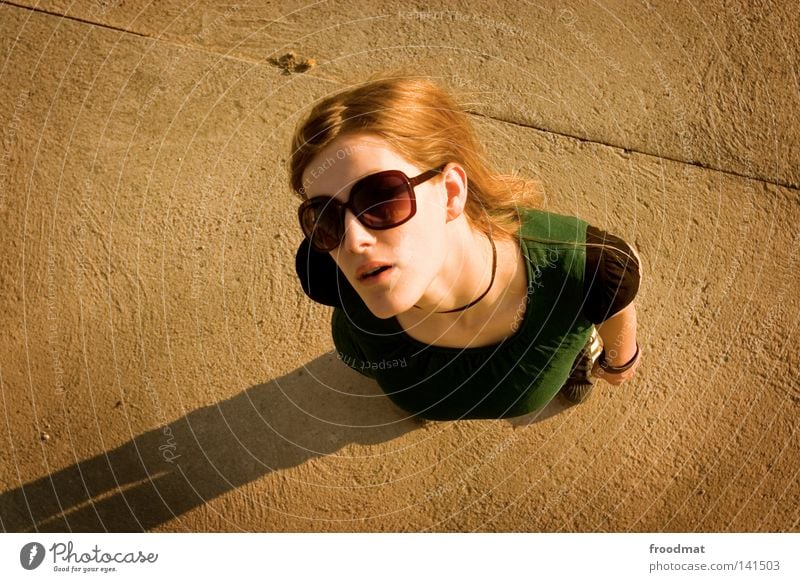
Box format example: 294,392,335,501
330,208,595,420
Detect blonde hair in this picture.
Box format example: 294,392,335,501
289,73,543,241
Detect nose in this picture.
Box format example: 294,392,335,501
340,209,375,253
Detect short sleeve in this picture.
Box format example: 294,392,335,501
331,308,376,379
583,225,641,324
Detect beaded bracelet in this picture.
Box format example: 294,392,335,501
598,342,640,374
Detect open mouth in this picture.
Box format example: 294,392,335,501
359,265,392,281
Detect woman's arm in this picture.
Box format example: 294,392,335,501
592,301,640,385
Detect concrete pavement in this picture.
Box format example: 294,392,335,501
0,0,797,531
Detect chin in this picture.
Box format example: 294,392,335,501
361,295,414,320
363,302,402,320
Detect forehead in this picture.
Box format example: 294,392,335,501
301,134,418,199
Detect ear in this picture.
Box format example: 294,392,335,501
443,163,468,222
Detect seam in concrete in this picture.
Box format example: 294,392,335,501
3,0,152,39
3,0,262,65
5,1,798,194
469,111,800,193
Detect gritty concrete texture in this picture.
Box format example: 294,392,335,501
0,1,797,532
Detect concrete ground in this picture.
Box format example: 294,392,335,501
0,1,797,532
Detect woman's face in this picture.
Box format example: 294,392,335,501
301,133,451,319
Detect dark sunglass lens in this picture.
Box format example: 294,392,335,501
301,201,341,251
352,173,412,227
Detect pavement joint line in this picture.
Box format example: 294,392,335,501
3,0,151,40
5,1,347,83
4,0,267,66
6,1,798,194
469,111,800,193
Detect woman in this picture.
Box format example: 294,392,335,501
291,75,641,421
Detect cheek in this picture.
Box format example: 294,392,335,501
396,223,445,272
329,251,357,285
383,192,447,269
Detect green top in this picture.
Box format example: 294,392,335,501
331,208,593,420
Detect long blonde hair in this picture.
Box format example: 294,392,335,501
289,73,543,241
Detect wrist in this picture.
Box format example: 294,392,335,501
599,343,640,374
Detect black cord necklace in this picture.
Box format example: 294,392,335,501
413,231,498,314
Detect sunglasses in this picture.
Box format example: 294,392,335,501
298,165,446,252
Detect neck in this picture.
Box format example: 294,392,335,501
410,222,506,319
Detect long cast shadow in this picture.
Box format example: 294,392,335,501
0,352,572,532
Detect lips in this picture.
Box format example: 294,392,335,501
356,261,394,281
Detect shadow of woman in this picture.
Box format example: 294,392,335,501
0,351,576,532
0,352,425,532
